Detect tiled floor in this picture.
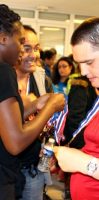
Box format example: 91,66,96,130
46,175,65,200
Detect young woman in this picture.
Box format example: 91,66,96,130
0,4,65,200
52,56,75,100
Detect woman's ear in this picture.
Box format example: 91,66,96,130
0,32,8,45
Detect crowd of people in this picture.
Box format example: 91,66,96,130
0,3,99,200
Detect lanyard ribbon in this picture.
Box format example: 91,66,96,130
72,96,99,139
47,102,68,144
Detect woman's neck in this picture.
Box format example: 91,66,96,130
16,70,30,95
16,69,29,82
60,77,67,83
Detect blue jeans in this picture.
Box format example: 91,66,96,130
20,168,52,200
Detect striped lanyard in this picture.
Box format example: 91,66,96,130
72,95,99,139
47,101,68,144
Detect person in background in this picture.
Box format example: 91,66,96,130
41,49,57,78
54,17,99,200
52,56,75,101
0,4,65,200
15,25,53,200
50,48,57,73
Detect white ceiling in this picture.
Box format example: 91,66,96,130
1,0,99,16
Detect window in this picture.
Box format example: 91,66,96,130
39,26,65,57
39,12,69,21
13,9,35,18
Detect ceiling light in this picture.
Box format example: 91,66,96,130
66,19,84,24
74,19,84,23
43,27,60,31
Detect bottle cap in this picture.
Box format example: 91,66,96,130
48,138,55,143
43,146,53,156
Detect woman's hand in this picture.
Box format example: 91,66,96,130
47,93,65,112
36,93,65,112
36,93,50,110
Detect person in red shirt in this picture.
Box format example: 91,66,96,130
54,17,99,200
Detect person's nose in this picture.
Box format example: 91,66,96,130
80,64,89,76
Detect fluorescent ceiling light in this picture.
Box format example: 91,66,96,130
66,19,84,24
43,27,60,31
74,19,84,23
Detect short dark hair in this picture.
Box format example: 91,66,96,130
71,17,99,48
0,4,21,35
42,50,56,60
52,56,75,85
23,25,37,34
50,48,57,55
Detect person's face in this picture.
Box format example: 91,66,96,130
19,30,40,73
72,41,99,88
3,23,25,66
58,60,72,78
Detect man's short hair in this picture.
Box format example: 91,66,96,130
42,50,56,60
71,17,99,48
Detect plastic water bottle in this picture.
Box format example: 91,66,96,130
37,138,55,172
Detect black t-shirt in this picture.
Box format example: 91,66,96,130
0,62,24,171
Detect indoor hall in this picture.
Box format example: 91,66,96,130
0,1,99,200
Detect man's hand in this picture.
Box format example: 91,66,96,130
53,146,94,175
53,146,78,172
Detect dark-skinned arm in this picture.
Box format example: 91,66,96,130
0,93,65,155
21,93,50,119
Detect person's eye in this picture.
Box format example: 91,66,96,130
34,47,39,52
24,46,31,52
86,61,93,65
63,65,69,68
